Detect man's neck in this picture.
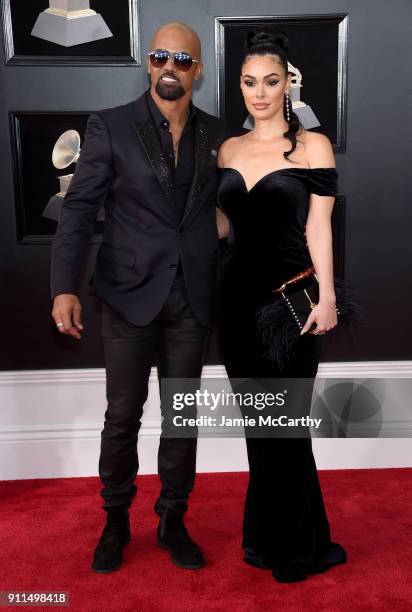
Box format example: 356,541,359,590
149,87,192,128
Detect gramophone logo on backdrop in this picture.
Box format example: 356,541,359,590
31,1,113,47
42,130,105,222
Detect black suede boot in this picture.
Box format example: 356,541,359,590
157,509,204,570
92,505,131,573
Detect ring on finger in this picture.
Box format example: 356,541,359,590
56,322,64,328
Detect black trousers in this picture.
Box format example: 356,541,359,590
98,273,208,515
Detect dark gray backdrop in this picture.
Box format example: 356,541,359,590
1,0,411,370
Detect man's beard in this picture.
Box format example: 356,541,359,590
155,75,185,101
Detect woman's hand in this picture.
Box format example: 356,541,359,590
300,298,337,335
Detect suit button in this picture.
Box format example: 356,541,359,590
178,227,184,233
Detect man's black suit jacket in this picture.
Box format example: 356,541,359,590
50,90,231,326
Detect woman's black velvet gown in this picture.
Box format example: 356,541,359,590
217,166,347,573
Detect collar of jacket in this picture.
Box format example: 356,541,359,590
132,89,209,222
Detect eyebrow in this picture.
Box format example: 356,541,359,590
242,72,280,79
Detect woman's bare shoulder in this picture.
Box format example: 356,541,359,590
218,135,247,166
298,130,335,167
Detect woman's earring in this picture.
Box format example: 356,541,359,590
285,92,291,122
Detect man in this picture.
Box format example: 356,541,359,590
50,22,230,573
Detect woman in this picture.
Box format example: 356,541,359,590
216,30,347,583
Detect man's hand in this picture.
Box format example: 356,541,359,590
52,294,84,340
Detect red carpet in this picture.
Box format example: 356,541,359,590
0,469,411,611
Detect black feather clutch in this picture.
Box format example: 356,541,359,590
256,267,361,369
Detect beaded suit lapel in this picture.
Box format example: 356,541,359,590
132,94,210,220
133,118,176,209
181,118,209,221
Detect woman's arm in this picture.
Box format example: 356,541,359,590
300,133,337,335
306,195,335,304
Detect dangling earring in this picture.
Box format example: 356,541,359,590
285,92,290,122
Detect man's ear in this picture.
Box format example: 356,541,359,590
194,62,204,81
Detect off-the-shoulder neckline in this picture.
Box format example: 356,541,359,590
218,166,336,194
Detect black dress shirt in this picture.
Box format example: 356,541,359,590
146,90,195,221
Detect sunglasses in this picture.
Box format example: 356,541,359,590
147,49,200,72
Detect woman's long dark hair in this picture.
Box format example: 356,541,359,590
242,30,303,162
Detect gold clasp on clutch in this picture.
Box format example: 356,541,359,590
304,289,317,309
275,267,319,310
